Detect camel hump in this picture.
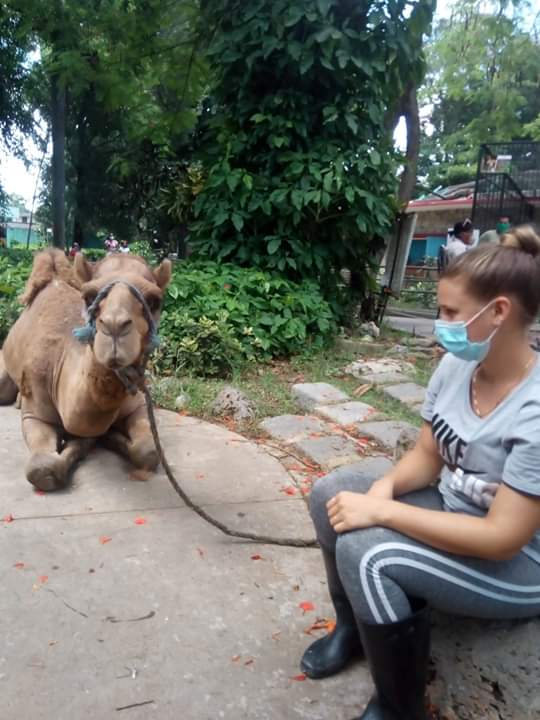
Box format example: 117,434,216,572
19,248,82,306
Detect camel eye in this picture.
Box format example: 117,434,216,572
146,296,161,314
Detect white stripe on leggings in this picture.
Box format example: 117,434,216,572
359,542,540,624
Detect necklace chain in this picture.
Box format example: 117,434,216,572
472,355,535,418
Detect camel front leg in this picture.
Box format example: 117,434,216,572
22,414,95,491
102,403,158,473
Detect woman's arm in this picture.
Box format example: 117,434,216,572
328,483,540,561
368,422,444,499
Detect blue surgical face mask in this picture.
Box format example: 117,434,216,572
434,300,498,362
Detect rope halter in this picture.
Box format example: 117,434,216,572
72,280,161,395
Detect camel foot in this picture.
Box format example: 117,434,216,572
130,437,159,471
26,453,69,492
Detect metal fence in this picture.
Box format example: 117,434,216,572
472,141,540,233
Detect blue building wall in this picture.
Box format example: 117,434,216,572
408,235,446,264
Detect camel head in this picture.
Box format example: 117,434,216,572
73,253,172,371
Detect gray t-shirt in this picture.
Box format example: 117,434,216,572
422,353,540,563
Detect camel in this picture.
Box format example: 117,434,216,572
0,248,171,491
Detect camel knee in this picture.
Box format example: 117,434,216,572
0,371,17,405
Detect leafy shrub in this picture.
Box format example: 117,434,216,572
155,261,337,376
0,252,32,342
129,240,160,264
82,248,106,261
155,313,244,378
402,280,436,309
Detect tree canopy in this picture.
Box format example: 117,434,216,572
189,0,434,292
418,0,540,190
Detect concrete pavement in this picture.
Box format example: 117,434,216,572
1,405,370,720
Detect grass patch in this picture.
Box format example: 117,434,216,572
150,325,439,432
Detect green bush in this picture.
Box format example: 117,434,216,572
0,252,32,342
155,261,337,377
82,248,106,261
156,313,244,378
129,240,160,264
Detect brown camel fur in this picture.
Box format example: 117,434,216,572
0,249,171,491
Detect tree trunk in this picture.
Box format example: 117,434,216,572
51,73,66,249
397,83,420,206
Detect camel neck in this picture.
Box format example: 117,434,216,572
82,346,128,409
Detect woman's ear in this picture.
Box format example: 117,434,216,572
493,296,512,325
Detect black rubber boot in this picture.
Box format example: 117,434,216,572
355,600,431,720
301,549,362,679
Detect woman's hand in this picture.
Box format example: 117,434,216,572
327,491,389,534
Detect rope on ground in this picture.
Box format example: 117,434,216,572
142,385,318,548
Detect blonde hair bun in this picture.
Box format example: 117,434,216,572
500,225,540,258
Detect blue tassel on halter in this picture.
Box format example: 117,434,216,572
148,332,161,351
72,323,96,343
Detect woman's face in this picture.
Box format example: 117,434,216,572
438,277,502,342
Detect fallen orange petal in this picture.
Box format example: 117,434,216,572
99,535,112,545
290,673,306,681
299,601,315,613
13,562,25,569
250,554,263,560
134,517,147,525
3,514,14,523
281,486,297,496
38,575,48,584
231,655,241,662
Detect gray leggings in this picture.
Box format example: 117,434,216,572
310,466,540,624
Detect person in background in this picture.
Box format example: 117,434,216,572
104,233,119,254
479,216,511,246
69,242,80,258
446,219,474,261
119,240,130,254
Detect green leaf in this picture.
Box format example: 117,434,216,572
314,27,333,43
214,209,229,226
350,56,373,75
316,0,332,16
370,149,381,166
336,50,349,69
345,186,354,203
284,7,303,27
323,172,333,192
226,173,240,192
243,174,253,190
300,54,314,75
291,189,304,210
320,55,334,70
345,113,358,134
251,113,266,123
267,237,281,254
232,213,244,231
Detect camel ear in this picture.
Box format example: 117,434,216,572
153,259,172,289
74,253,94,284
